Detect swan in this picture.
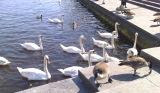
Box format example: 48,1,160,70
58,0,61,5
0,56,11,65
48,15,64,24
21,35,43,51
127,32,138,57
60,35,85,53
36,14,42,19
58,66,83,77
79,49,104,63
92,32,116,49
97,22,119,39
17,55,51,80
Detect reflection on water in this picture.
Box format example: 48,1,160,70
0,0,132,92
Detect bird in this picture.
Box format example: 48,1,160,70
48,15,64,24
73,21,78,30
21,35,43,51
36,14,42,20
93,62,112,87
123,9,135,18
153,16,160,25
127,32,138,58
0,56,11,66
58,0,61,5
97,22,119,39
60,35,86,53
153,12,160,16
58,66,83,78
17,55,51,80
119,55,152,76
92,32,116,49
79,49,104,63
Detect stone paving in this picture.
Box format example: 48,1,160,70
92,0,160,39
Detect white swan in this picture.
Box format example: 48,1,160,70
58,66,83,77
48,15,64,24
79,49,104,63
21,35,43,51
0,56,11,65
17,55,51,80
127,32,138,57
92,32,116,49
97,22,119,39
60,35,85,53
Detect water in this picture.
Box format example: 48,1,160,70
0,0,132,92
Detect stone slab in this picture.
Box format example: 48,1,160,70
79,61,160,93
16,77,91,93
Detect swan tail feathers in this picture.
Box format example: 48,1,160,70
58,69,64,74
60,44,66,50
17,67,23,73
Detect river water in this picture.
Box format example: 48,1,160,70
0,0,131,92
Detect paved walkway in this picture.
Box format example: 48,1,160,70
92,0,160,38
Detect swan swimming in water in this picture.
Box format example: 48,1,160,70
92,31,116,49
21,35,43,51
58,66,83,77
60,35,85,53
17,55,51,80
97,22,119,39
48,15,64,24
0,56,11,66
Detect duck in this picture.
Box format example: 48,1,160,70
123,9,135,18
48,15,64,24
92,32,116,49
21,35,43,51
153,16,160,25
0,56,11,65
60,35,85,53
93,61,112,87
97,22,119,39
58,66,83,78
17,55,51,80
79,49,104,63
127,32,138,57
153,12,160,16
119,55,152,76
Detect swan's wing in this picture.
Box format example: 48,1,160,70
21,43,40,50
0,57,11,65
63,66,83,77
64,46,81,53
19,68,46,80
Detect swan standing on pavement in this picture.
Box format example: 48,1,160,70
21,35,43,51
48,15,64,24
58,66,83,77
60,35,86,53
127,32,138,57
17,55,51,80
0,57,11,65
97,22,119,39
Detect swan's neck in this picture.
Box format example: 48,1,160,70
103,45,106,61
111,36,115,48
44,59,50,78
88,51,92,67
39,37,43,50
115,23,118,32
133,34,138,49
80,38,85,53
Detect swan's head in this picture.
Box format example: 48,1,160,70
80,35,86,40
112,31,118,39
39,35,42,38
127,48,138,57
44,55,50,64
115,22,120,26
135,32,138,37
89,50,95,54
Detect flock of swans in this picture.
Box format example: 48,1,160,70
0,21,140,81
